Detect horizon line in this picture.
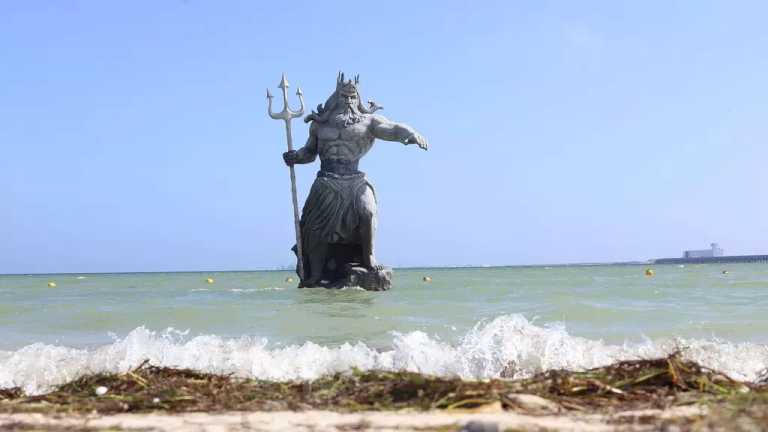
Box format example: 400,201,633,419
0,260,660,277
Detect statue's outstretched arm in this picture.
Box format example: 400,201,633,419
370,115,428,150
283,123,318,165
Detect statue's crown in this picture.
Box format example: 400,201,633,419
336,72,359,94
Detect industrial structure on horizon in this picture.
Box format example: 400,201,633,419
683,243,724,259
654,242,767,264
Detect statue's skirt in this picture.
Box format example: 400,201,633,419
296,171,376,280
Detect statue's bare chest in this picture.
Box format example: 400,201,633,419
316,121,374,159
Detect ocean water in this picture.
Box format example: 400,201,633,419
1,264,767,395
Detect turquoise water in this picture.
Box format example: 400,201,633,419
2,264,767,348
1,264,767,394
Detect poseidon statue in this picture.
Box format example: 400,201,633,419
283,73,428,289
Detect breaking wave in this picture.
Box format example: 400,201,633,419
1,315,766,395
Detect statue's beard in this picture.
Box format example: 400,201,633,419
335,105,362,127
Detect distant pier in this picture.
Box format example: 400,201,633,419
653,255,768,265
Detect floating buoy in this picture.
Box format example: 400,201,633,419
206,277,214,284
47,281,57,288
285,277,294,283
423,276,432,282
645,269,655,277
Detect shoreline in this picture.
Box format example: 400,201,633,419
2,354,766,431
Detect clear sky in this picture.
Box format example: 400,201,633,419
2,1,766,274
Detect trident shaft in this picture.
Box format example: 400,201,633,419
267,73,306,281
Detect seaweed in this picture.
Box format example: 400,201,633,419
0,422,128,431
0,353,764,419
0,387,23,400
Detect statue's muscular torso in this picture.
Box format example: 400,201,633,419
287,113,426,167
314,116,375,162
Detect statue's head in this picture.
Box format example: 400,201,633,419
337,76,360,112
304,72,382,125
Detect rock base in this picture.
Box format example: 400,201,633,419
298,264,392,291
343,265,392,291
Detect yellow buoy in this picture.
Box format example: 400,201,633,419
206,277,214,284
48,281,57,287
285,277,294,283
645,269,655,277
423,276,432,282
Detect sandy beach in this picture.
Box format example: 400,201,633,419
0,406,710,432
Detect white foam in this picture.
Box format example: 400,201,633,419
0,315,765,395
228,287,285,293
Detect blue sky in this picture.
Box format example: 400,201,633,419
2,1,766,273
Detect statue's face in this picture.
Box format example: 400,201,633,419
339,90,358,109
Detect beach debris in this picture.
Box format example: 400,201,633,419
423,276,432,282
504,394,559,412
285,276,295,283
47,281,57,288
757,368,768,385
206,277,215,284
2,352,762,420
0,387,23,400
500,360,518,378
461,420,500,431
645,269,655,277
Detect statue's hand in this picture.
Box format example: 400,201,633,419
283,150,297,166
406,133,428,150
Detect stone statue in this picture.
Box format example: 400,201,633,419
282,73,428,289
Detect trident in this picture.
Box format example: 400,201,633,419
267,74,306,281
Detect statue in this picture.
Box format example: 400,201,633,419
275,72,428,290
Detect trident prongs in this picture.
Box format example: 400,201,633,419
268,73,304,121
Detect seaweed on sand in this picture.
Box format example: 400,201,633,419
516,352,754,410
0,353,764,416
0,388,23,400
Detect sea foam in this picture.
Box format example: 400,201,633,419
1,314,766,395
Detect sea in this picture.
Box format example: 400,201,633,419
1,264,767,395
